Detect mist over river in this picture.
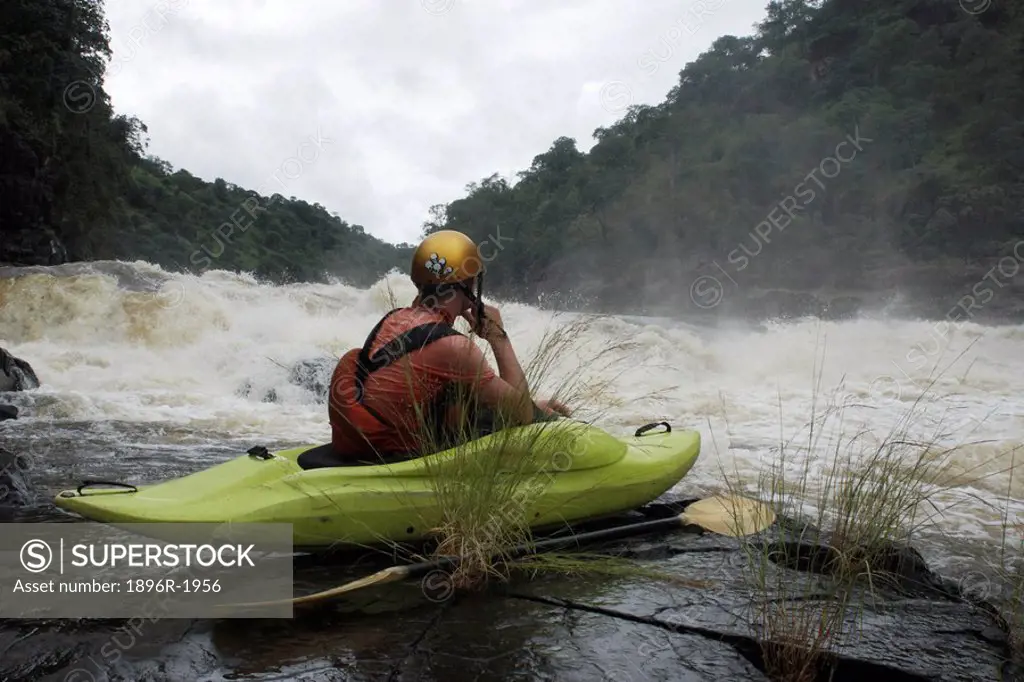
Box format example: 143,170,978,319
1,260,1022,578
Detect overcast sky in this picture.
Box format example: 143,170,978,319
101,0,771,245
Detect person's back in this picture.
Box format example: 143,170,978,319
328,305,497,459
326,230,571,464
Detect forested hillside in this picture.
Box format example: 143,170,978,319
109,157,409,284
429,0,1024,318
0,0,408,285
2,0,1022,317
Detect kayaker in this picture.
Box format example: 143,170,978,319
327,229,571,462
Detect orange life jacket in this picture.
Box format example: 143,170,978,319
328,308,462,458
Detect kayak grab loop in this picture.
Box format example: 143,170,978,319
247,446,274,460
634,421,672,437
75,480,139,496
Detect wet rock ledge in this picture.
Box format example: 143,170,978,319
0,497,1021,681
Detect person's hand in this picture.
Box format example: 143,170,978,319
536,398,572,418
462,303,508,344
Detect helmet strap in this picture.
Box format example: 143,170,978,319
475,273,485,334
455,276,486,335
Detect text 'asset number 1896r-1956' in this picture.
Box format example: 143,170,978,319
12,577,223,594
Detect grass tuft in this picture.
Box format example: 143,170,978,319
713,331,1017,681
981,443,1024,662
411,311,669,591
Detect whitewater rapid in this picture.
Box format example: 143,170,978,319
1,261,1022,572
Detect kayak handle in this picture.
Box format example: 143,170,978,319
634,421,672,437
247,446,274,460
76,480,139,495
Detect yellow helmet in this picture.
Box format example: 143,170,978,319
410,230,483,288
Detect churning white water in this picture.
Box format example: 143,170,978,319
1,261,1022,572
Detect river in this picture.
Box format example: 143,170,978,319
0,260,1022,679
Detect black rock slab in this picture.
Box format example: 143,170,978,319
504,524,1019,682
0,347,39,392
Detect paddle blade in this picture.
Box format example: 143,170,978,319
293,564,413,605
680,495,775,536
219,565,412,610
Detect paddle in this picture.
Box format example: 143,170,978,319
224,494,775,610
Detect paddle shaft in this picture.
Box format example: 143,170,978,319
223,494,773,609
398,513,688,581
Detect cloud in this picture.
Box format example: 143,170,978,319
100,0,769,244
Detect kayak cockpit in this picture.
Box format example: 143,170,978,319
293,443,402,470
286,421,628,473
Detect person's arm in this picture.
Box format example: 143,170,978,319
434,334,534,426
479,335,535,424
488,334,527,397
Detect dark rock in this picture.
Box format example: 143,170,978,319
238,357,335,404
287,357,335,403
0,404,17,421
0,446,34,511
0,347,40,392
504,520,1019,682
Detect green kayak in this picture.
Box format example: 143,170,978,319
53,421,701,549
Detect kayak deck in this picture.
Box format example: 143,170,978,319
53,421,701,548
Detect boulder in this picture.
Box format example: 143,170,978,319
0,347,40,392
0,405,17,421
287,357,335,403
237,357,335,404
0,446,33,512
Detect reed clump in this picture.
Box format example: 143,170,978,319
716,339,1016,682
977,455,1024,663
411,311,667,590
